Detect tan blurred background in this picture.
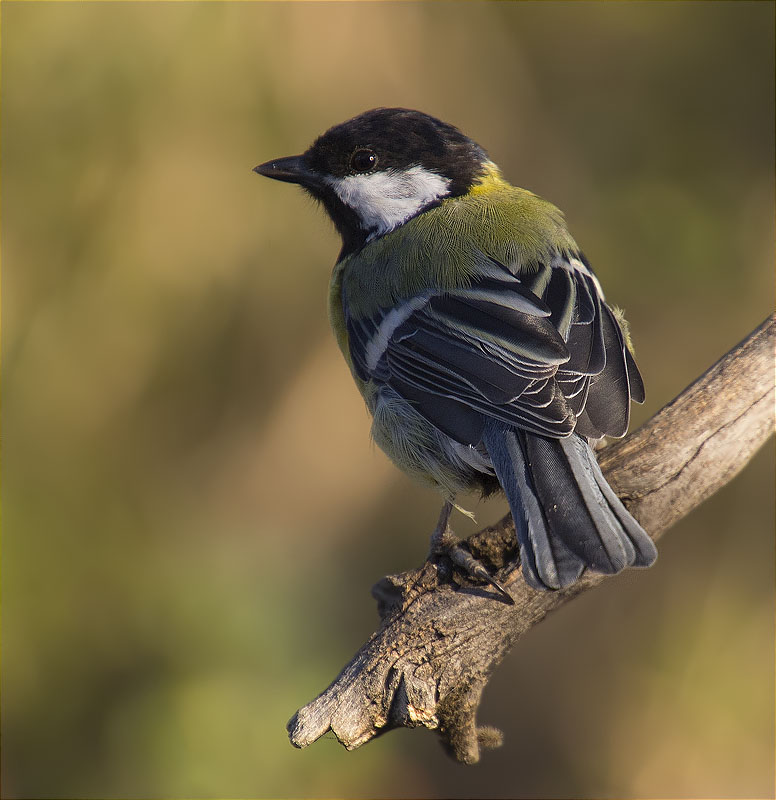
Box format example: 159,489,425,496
2,2,774,797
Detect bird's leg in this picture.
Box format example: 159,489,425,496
428,501,514,605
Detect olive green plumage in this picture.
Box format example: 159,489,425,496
335,166,577,317
257,107,656,593
327,166,580,495
329,165,578,387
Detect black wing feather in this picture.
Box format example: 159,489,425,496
345,253,643,445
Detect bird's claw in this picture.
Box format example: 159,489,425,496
429,501,514,605
447,545,514,605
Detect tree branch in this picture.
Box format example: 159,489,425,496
287,315,775,764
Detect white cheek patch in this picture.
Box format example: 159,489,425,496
326,166,451,238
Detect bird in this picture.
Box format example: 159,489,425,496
254,107,657,599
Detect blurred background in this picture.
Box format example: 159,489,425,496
2,2,774,797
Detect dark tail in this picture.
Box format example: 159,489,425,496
482,420,657,591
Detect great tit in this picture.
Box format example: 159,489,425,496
255,107,656,596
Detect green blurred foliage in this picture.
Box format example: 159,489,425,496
2,1,774,797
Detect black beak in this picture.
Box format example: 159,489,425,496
253,154,322,189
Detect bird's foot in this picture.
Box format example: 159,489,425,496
428,502,514,605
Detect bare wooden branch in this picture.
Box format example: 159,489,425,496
287,316,775,764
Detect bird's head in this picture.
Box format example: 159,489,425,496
255,108,490,257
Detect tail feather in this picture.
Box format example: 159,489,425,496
524,433,635,574
482,420,656,591
494,428,585,590
580,442,657,567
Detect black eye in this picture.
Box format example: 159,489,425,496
350,148,378,173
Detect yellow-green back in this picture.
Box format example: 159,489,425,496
336,166,579,321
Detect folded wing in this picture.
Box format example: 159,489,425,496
346,253,643,445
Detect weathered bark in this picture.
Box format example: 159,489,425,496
287,316,775,764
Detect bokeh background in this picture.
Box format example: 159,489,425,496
2,1,774,797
